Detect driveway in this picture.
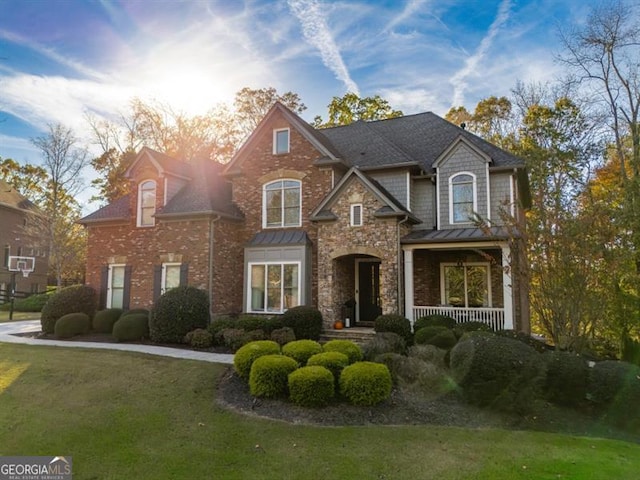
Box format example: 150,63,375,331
0,320,234,364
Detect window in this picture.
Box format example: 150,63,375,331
273,129,290,154
450,173,476,224
161,263,181,294
263,180,301,228
107,264,126,309
441,263,491,307
350,204,363,226
138,180,156,227
249,262,300,313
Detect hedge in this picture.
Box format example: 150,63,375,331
112,313,149,342
54,312,91,339
41,285,97,334
149,286,209,343
281,306,323,340
92,308,123,334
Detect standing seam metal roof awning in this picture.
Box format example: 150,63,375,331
246,230,311,246
401,226,515,244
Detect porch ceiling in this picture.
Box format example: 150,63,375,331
402,226,514,244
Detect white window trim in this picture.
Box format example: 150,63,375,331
106,264,126,309
262,179,302,229
247,261,301,314
161,262,181,295
273,128,290,154
350,203,363,227
439,261,492,307
449,172,477,225
137,179,156,227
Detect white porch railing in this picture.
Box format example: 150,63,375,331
412,306,505,331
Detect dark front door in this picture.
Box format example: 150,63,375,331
357,261,382,324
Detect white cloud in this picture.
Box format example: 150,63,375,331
385,0,429,32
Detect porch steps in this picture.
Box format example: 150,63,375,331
319,327,376,345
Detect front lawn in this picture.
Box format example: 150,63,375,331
0,344,638,479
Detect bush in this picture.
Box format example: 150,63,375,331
408,344,447,369
363,332,407,360
237,315,268,333
373,353,416,384
150,286,209,343
414,314,457,331
281,306,323,340
184,328,213,348
307,351,349,384
322,339,363,364
234,340,281,380
92,308,123,334
289,366,335,407
622,338,640,366
282,339,323,365
374,314,412,344
376,353,452,395
244,329,266,342
54,312,91,338
449,335,545,413
249,355,299,398
271,327,296,346
112,313,149,342
455,321,493,333
121,308,150,318
208,317,237,344
495,330,549,353
41,285,97,334
543,350,589,407
587,360,640,430
219,328,248,351
414,326,458,350
0,291,53,312
339,362,392,406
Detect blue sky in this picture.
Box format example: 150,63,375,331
0,0,597,207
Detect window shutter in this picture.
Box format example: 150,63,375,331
180,262,189,286
122,266,132,310
100,266,109,309
153,265,162,301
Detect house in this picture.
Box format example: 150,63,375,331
0,179,49,296
80,103,530,332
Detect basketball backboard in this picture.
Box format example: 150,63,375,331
8,255,35,277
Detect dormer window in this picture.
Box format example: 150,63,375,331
273,128,290,154
450,173,476,224
264,179,301,228
138,180,156,227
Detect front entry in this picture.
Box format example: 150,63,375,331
356,259,382,325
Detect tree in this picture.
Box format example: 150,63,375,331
0,157,48,204
312,93,403,128
233,87,306,137
445,96,514,146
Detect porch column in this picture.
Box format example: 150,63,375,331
501,244,514,330
403,247,414,326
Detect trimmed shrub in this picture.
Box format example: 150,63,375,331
408,344,447,369
307,351,349,384
208,318,236,344
414,314,457,331
414,326,458,350
112,313,149,342
455,321,492,333
587,360,640,430
92,308,123,334
289,366,335,407
271,327,296,346
150,286,209,343
282,339,323,365
495,329,549,353
374,353,416,384
450,335,545,413
184,328,213,348
363,332,407,360
41,285,97,334
376,353,451,394
219,328,248,351
120,308,150,319
54,312,90,338
234,340,281,380
264,316,284,334
322,339,363,364
339,361,393,406
543,350,589,407
237,315,268,333
249,354,299,398
281,306,323,340
244,329,266,342
374,314,412,344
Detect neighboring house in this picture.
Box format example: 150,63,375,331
0,179,49,295
80,103,530,332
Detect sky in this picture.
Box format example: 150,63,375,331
0,0,598,209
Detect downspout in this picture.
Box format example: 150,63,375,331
209,215,221,321
397,215,410,317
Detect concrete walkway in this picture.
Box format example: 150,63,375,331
0,320,234,364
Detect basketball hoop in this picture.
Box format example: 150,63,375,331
8,255,35,278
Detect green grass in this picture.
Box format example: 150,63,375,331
0,311,40,322
1,344,639,479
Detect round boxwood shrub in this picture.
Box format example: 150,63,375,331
92,308,123,334
271,327,296,346
322,339,363,364
456,321,492,333
363,332,407,360
495,329,549,353
120,308,150,319
112,313,149,342
282,339,323,365
281,306,323,340
289,366,335,407
543,350,589,407
54,312,91,338
414,326,458,350
41,285,97,334
307,351,349,384
234,340,281,379
339,361,393,406
449,335,545,413
184,328,213,348
374,314,412,344
219,328,248,351
237,315,268,333
414,314,457,331
249,355,299,398
208,317,237,344
150,286,209,343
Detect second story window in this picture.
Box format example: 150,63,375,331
350,204,363,226
450,173,476,224
138,180,156,227
273,128,290,154
264,179,301,228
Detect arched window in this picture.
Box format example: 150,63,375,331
138,180,156,227
263,179,301,228
449,173,476,224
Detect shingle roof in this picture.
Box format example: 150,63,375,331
0,179,38,212
78,194,131,224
